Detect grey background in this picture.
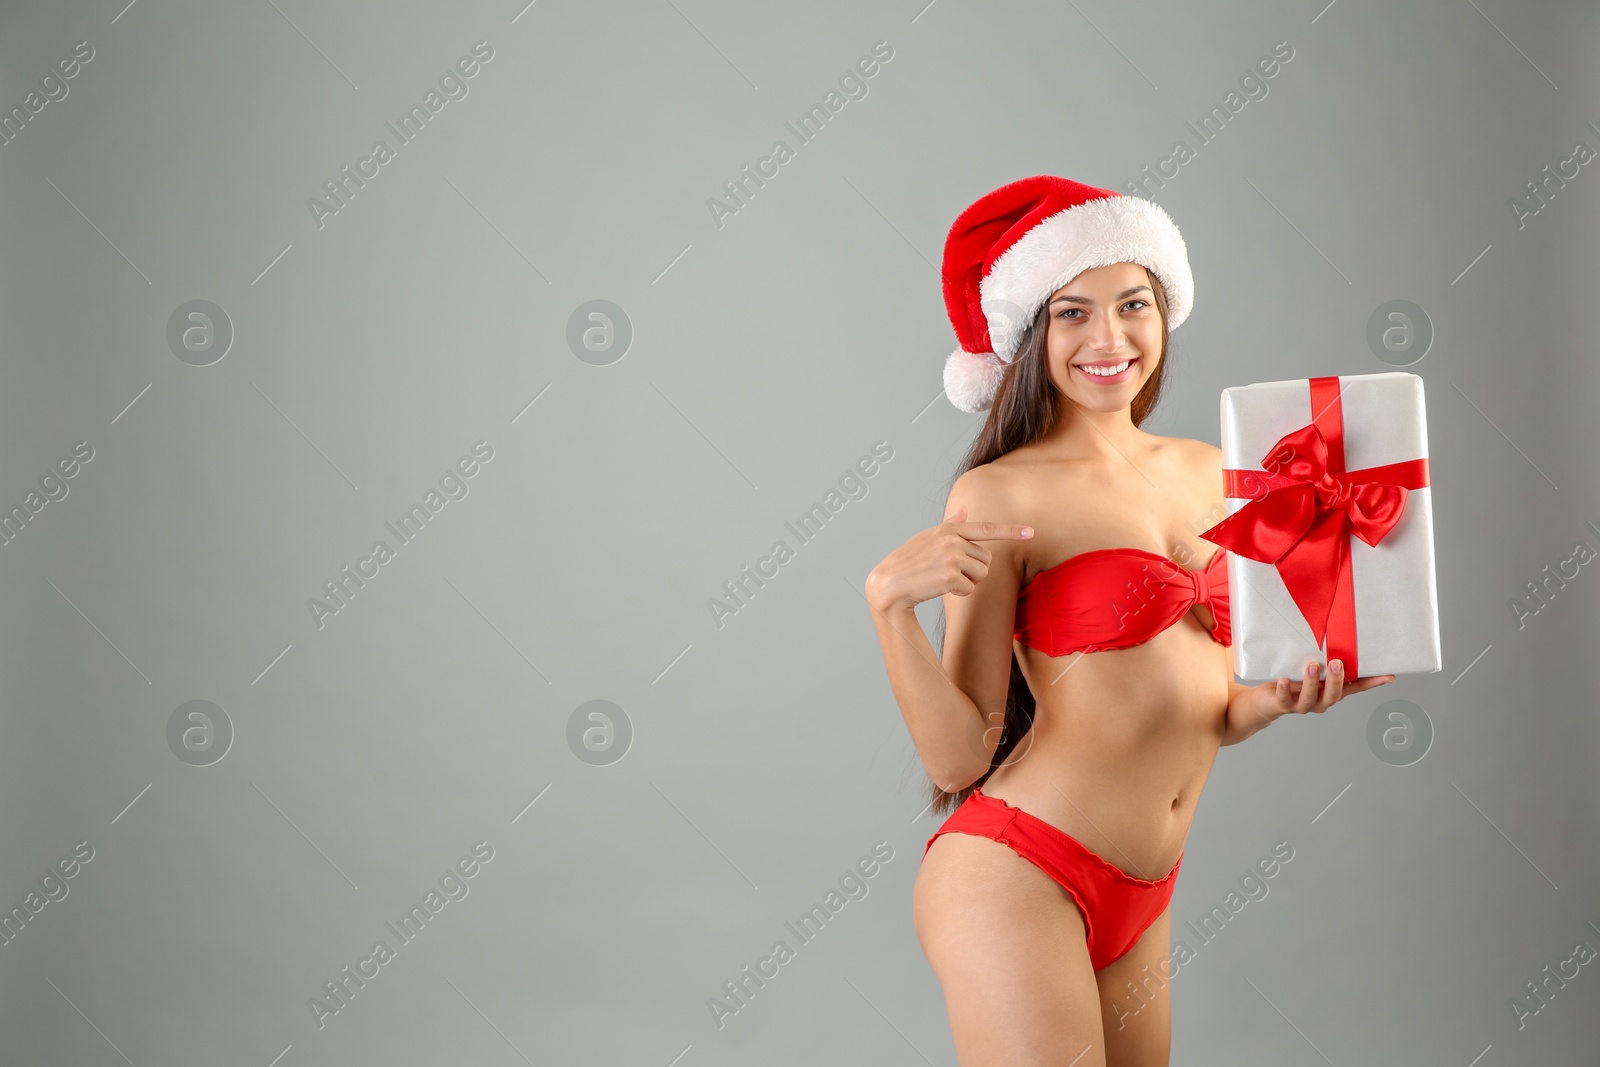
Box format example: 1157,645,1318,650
1,0,1597,1063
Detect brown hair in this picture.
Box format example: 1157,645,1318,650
924,267,1175,817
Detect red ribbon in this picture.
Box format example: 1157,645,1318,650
1198,376,1431,680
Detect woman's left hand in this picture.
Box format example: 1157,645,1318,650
1265,658,1395,718
1225,658,1396,744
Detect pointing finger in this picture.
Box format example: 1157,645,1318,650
953,522,1035,541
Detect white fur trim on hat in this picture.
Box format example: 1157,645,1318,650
979,195,1193,364
943,346,1006,414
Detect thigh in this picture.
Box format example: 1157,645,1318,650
915,831,1106,1067
1094,904,1174,1067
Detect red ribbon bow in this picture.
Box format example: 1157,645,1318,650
1199,376,1431,679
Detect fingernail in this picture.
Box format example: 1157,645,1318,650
1020,526,1033,537
1331,660,1343,675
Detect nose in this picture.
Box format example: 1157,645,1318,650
1084,312,1124,353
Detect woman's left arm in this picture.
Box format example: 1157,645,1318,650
1222,656,1397,746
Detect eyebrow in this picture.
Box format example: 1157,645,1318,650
1048,285,1152,307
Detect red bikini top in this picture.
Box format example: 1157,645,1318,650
1013,546,1231,657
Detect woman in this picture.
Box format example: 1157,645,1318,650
864,176,1394,1067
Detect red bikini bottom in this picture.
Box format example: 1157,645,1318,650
922,785,1182,972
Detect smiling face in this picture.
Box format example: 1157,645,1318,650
1043,261,1165,411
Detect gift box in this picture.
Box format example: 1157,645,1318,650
1198,372,1441,682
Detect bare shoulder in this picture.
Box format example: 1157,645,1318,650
1167,435,1221,473
1139,433,1222,496
943,462,1032,575
1174,437,1226,504
945,459,1031,520
1147,432,1215,457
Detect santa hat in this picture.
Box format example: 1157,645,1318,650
941,175,1194,413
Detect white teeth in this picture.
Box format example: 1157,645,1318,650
1079,359,1132,377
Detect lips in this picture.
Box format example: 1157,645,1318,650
1073,357,1138,384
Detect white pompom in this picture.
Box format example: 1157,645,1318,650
943,347,1005,413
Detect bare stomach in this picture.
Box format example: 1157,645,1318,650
978,623,1231,881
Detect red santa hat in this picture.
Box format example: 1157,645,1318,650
941,175,1195,413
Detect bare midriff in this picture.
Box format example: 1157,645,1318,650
976,438,1232,883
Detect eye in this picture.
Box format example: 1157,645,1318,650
1056,301,1149,320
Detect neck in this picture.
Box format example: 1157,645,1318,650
1038,397,1148,465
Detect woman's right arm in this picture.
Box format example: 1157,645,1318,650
864,468,1033,791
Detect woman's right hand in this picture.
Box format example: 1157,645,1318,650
865,504,1034,613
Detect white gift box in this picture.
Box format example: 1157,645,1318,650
1199,372,1441,682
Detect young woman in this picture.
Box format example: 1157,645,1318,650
865,176,1395,1067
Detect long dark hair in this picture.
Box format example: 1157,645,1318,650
923,267,1175,818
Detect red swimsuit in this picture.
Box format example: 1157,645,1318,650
1013,545,1231,655
923,547,1232,972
